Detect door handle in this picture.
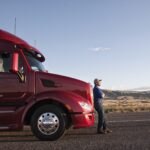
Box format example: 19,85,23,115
0,94,3,98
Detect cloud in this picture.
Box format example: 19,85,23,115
90,47,111,52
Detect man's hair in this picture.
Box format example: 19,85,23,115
94,78,102,85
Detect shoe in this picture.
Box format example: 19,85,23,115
104,128,112,133
97,129,107,134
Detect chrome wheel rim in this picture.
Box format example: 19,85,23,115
37,112,59,135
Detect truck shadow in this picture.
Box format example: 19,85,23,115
0,131,37,142
0,126,107,142
0,130,97,142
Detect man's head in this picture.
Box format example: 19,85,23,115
94,78,102,86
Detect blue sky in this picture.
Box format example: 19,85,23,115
1,0,150,90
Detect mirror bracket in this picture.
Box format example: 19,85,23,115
17,71,26,83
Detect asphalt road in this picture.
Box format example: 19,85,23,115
0,112,150,150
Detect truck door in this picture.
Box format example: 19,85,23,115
0,50,29,129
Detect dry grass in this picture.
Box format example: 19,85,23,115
103,98,150,113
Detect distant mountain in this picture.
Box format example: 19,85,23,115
128,87,150,92
103,89,150,100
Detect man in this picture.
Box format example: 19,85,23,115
93,78,112,134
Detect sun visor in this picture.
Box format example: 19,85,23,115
25,48,45,62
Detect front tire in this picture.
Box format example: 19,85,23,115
30,105,66,141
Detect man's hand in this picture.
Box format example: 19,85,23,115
102,92,105,98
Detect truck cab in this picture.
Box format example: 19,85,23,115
0,29,94,141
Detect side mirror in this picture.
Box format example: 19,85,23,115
11,52,19,73
11,52,26,83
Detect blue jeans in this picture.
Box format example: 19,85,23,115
94,100,107,130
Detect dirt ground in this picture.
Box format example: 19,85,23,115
0,112,149,150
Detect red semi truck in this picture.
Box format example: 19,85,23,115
0,29,94,141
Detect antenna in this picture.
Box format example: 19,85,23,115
34,40,37,47
14,17,16,35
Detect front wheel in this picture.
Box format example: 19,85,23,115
30,105,66,141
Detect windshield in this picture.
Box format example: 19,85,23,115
25,51,46,72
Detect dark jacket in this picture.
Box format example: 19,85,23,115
93,86,103,104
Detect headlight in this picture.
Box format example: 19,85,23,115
79,102,92,111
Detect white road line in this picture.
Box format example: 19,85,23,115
107,119,150,123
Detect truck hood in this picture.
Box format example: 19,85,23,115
35,72,92,101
